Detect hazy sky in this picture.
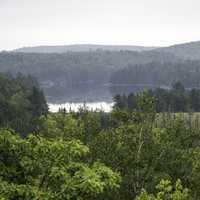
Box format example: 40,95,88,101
1,0,200,50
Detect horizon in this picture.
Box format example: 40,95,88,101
3,40,200,52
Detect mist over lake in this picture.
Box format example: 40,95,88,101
46,84,162,103
47,84,163,112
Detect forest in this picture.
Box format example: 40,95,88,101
0,50,176,87
1,72,200,199
0,50,184,101
0,73,48,136
113,82,200,112
110,61,200,88
1,46,200,102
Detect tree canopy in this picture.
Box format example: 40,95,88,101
0,72,48,136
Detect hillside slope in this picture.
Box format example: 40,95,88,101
0,50,176,102
13,44,157,53
155,41,200,60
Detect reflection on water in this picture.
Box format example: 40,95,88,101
46,84,161,103
48,102,114,113
46,84,113,103
47,84,164,112
109,84,160,96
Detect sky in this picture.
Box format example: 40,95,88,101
0,0,200,50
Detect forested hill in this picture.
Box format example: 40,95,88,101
0,50,176,101
13,41,200,60
110,60,200,87
154,41,200,60
0,50,175,83
1,41,200,102
110,41,200,88
13,44,157,53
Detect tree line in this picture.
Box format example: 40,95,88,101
2,51,200,102
110,61,200,88
114,82,200,112
0,50,177,101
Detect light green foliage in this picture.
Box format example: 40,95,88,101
189,147,200,198
2,88,200,200
136,90,156,114
39,111,102,145
0,130,120,200
91,92,159,199
80,111,102,141
39,113,84,140
136,180,190,200
89,92,200,200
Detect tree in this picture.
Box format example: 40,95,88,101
0,129,120,200
135,179,190,200
0,73,48,136
28,86,48,118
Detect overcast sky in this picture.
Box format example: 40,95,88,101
1,0,200,50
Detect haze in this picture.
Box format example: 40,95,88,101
1,0,200,51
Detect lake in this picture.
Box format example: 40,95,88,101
48,102,114,113
47,84,165,112
46,84,162,102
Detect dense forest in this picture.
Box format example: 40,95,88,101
1,41,200,102
0,50,178,101
113,82,200,112
2,42,200,102
110,61,200,87
153,41,200,60
0,72,48,136
1,72,200,199
0,50,176,85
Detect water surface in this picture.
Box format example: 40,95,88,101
48,102,114,113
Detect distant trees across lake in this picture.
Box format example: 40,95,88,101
110,61,200,88
114,82,200,112
1,51,200,102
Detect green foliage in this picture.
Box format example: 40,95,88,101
39,113,84,140
136,179,191,200
0,130,120,200
83,92,200,200
39,110,103,145
113,82,200,112
0,73,48,136
2,88,200,200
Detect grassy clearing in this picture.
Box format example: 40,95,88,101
155,112,200,129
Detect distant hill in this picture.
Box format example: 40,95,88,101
3,40,200,102
154,41,200,60
13,44,158,53
0,50,176,102
13,41,200,60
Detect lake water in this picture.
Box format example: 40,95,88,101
47,84,166,112
48,102,114,113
